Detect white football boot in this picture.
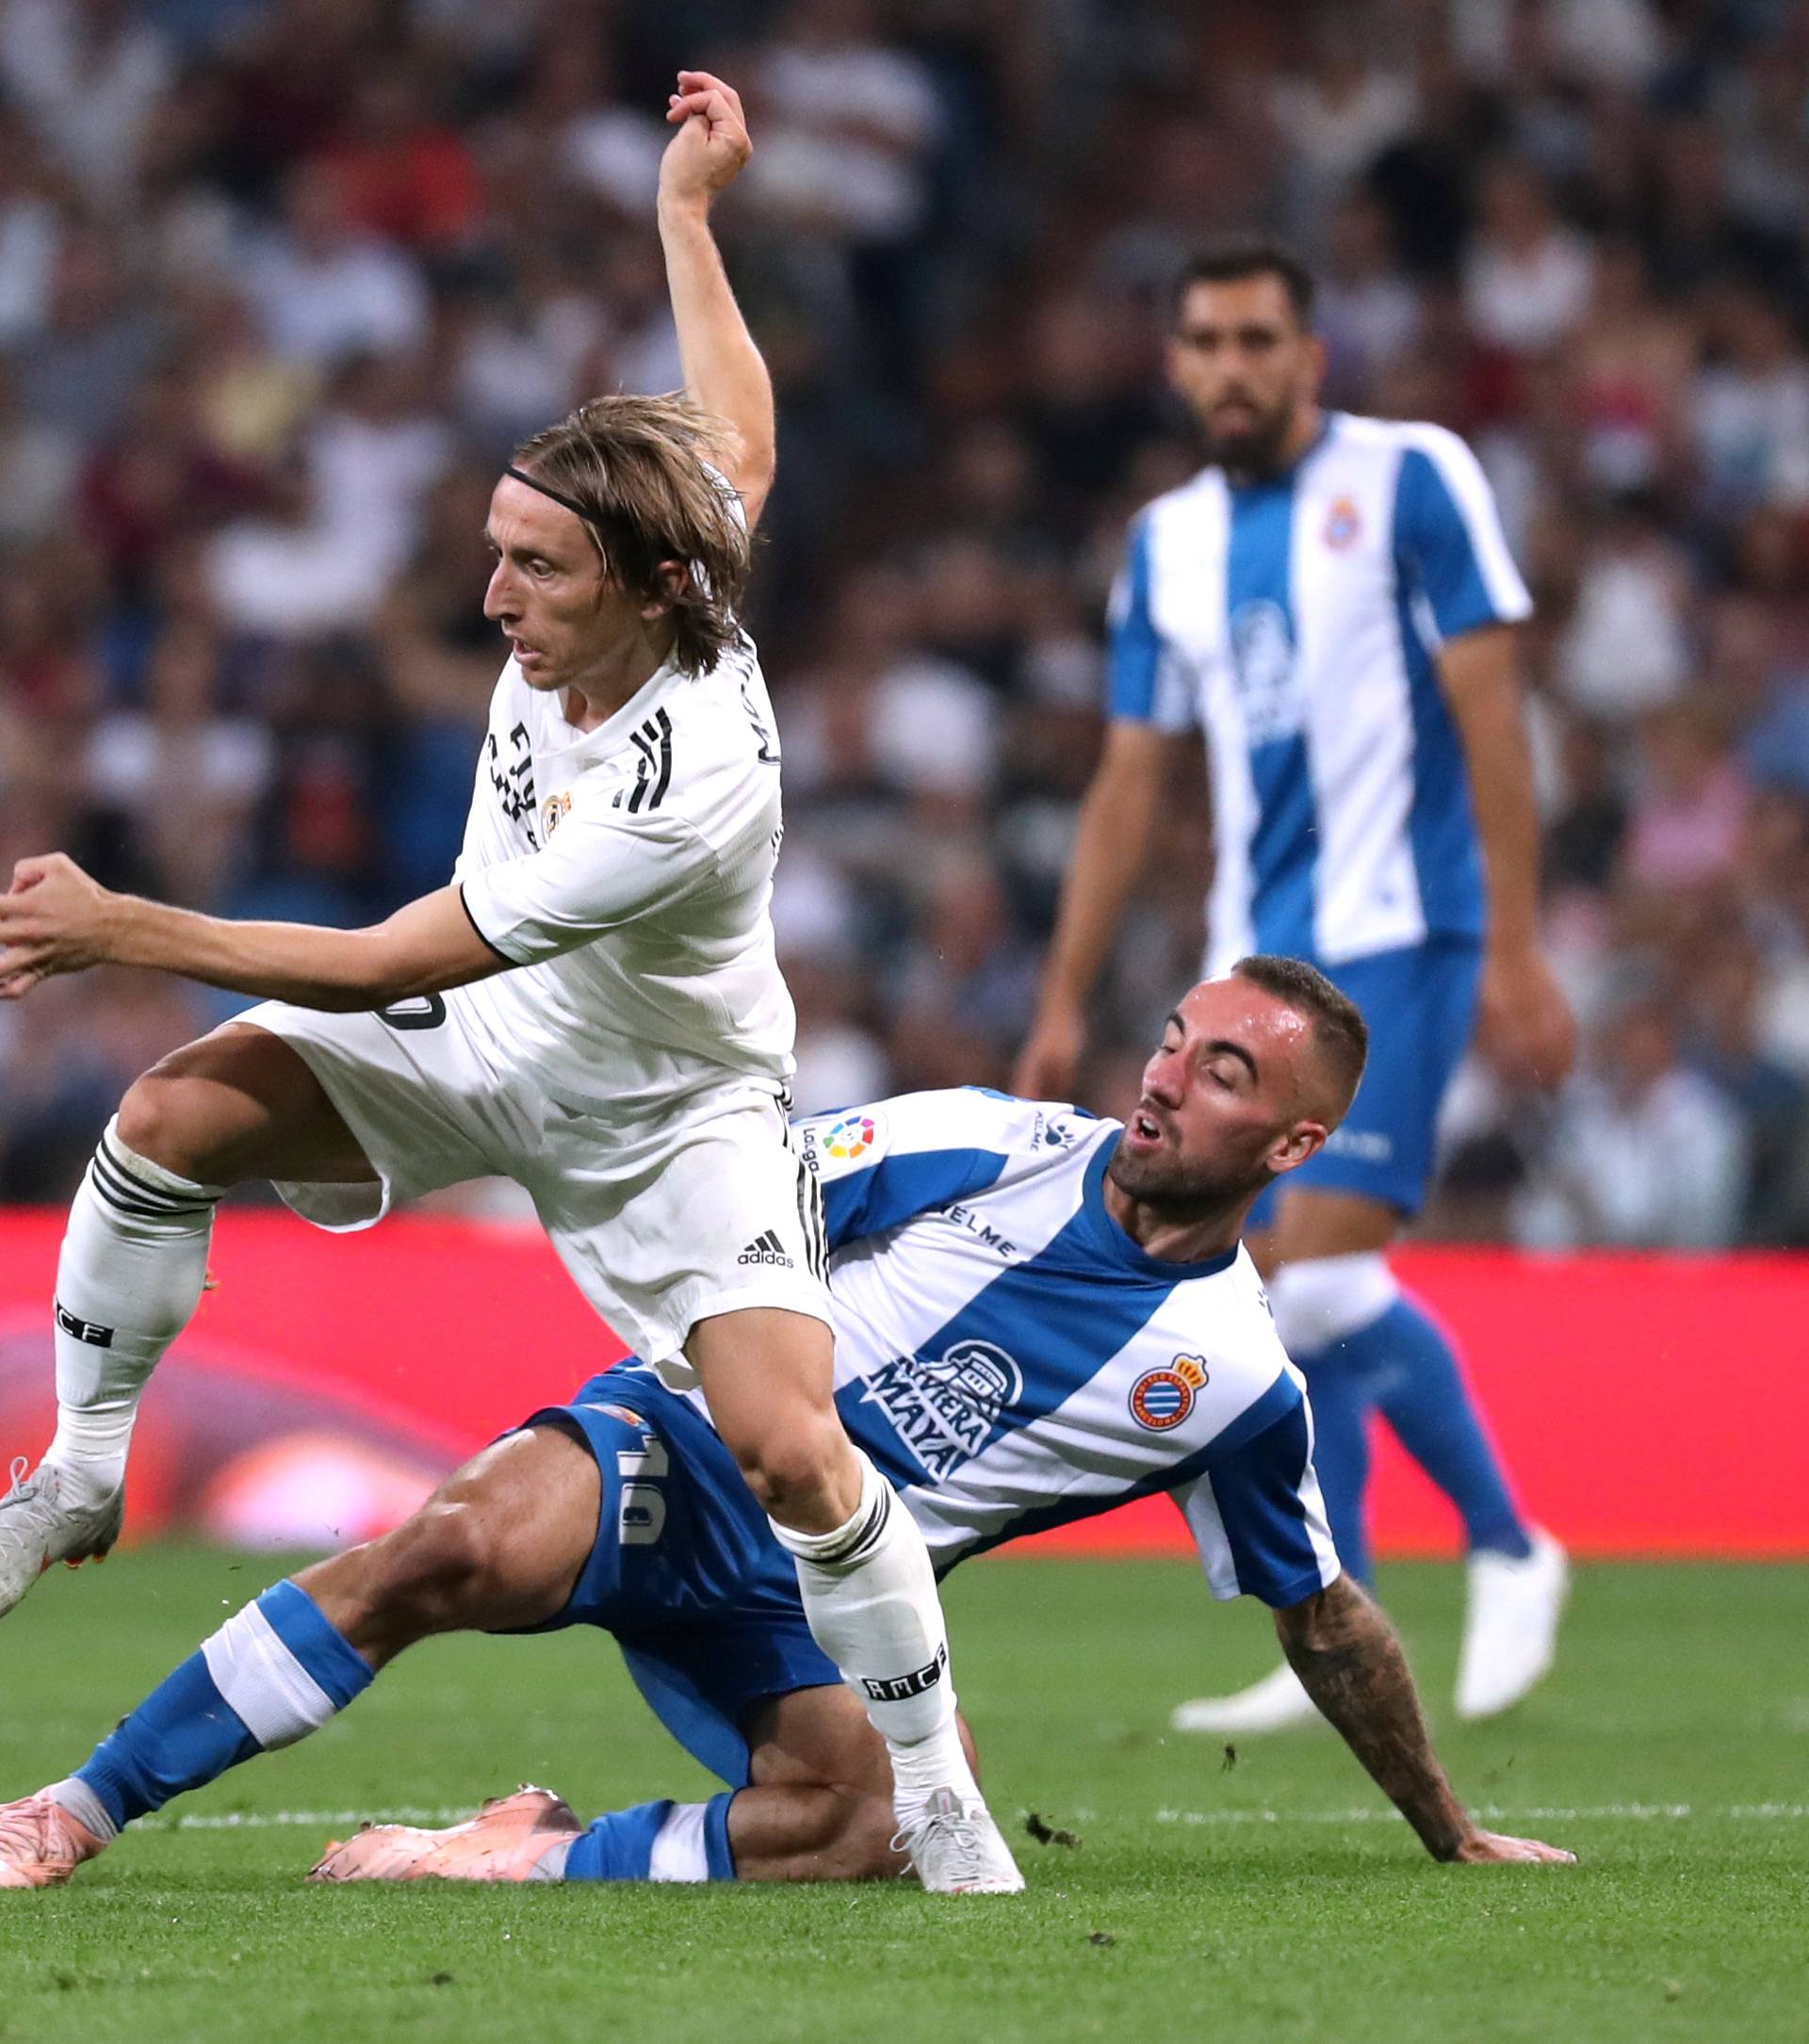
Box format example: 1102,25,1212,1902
0,1460,124,1619
1455,1530,1569,1719
893,1786,1025,1894
1171,1661,1319,1735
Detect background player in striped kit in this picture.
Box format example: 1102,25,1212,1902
0,73,1018,1891
1017,239,1576,1732
0,961,1573,1890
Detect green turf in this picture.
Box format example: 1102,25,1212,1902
0,1550,1803,2043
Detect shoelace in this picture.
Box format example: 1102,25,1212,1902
5,1455,28,1501
0,1797,55,1859
890,1806,987,1888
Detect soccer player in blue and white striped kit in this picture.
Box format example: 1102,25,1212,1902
1019,239,1577,1731
0,962,1573,1887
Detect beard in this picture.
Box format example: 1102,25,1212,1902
1105,1137,1273,1215
1196,395,1296,478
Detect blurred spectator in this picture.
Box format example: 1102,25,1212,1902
0,0,172,203
1517,997,1749,1250
241,164,432,370
1462,159,1595,357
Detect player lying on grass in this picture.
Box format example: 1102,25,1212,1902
0,962,1573,1889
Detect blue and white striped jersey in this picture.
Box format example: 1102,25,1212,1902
1109,412,1531,972
680,1088,1337,1608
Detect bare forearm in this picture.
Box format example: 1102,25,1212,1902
102,897,410,1008
1276,1579,1473,1860
658,198,774,505
1036,762,1162,1014
1442,629,1542,951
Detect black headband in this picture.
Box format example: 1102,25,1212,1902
503,464,597,526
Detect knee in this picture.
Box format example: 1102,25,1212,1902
360,1501,493,1631
116,1067,229,1182
725,1419,850,1524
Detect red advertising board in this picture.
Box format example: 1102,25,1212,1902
2,1211,1803,1556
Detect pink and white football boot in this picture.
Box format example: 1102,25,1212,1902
308,1786,581,1883
0,1790,109,1889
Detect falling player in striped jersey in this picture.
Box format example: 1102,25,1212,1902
0,960,1573,1890
1018,238,1575,1731
0,73,1019,1892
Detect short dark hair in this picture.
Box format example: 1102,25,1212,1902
1171,237,1316,329
1231,953,1368,1116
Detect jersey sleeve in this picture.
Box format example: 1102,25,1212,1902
1106,512,1196,730
1169,1370,1342,1609
459,805,710,965
1392,428,1533,642
797,1089,1074,1252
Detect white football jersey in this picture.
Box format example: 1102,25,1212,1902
453,636,795,1122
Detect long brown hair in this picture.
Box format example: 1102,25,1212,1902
511,394,752,676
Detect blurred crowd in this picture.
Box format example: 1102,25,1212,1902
5,0,1809,1248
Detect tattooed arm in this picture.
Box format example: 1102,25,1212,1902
1274,1574,1574,1865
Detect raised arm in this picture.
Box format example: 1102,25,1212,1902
659,72,775,530
1274,1574,1573,1864
0,854,503,1009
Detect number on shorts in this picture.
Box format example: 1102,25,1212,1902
616,1436,670,1547
378,995,448,1030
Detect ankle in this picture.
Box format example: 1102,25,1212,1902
888,1720,979,1804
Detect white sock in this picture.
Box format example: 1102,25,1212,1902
647,1801,713,1882
45,1118,221,1505
771,1452,978,1803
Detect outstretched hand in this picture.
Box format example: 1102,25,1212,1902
1450,1828,1577,1865
660,71,753,211
0,852,116,998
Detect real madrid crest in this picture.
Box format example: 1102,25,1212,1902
541,790,573,838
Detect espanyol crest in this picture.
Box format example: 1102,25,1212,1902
1129,1354,1208,1432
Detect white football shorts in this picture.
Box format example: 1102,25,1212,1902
235,995,831,1379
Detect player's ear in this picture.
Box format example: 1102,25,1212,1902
1267,1119,1327,1176
641,559,691,620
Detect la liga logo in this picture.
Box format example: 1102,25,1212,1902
1129,1353,1209,1431
823,1112,880,1162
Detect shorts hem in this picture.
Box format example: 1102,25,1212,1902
236,1011,397,1230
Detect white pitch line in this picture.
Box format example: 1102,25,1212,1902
140,1801,1809,1834
143,1809,472,1831
1151,1803,1809,1826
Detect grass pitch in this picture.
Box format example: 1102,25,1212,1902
0,1549,1803,2043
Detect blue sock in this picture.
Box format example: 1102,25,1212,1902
74,1581,372,1830
562,1793,737,1882
1360,1296,1533,1559
1295,1340,1376,1585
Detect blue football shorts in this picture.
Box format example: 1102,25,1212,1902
500,1371,839,1789
1247,935,1483,1225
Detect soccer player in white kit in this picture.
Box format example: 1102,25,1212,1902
0,73,1019,1892
1017,239,1577,1731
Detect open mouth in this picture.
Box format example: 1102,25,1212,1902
1129,1108,1164,1144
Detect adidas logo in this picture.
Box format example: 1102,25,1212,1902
738,1230,794,1268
